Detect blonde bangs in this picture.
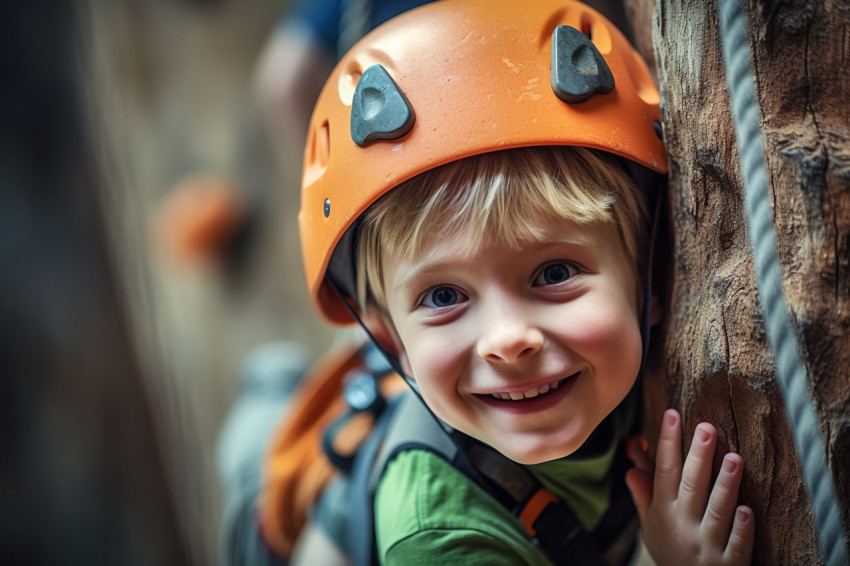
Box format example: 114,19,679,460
356,146,647,310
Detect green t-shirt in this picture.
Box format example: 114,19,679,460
374,408,627,565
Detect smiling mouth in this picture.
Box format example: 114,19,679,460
487,374,577,401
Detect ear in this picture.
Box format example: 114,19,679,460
362,310,414,377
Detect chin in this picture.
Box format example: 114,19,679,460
501,448,571,466
495,436,587,465
506,452,558,466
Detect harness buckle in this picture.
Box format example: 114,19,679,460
518,488,559,537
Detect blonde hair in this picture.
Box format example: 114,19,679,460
355,146,648,311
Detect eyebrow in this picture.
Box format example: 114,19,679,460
392,258,468,294
392,233,602,293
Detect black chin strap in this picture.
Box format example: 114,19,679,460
637,185,664,379
326,278,418,390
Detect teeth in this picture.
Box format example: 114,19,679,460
522,387,540,399
490,378,566,401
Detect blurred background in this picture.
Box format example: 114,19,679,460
0,1,638,564
1,0,336,563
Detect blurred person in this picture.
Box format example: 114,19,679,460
253,0,431,177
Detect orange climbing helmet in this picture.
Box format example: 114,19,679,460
299,0,668,324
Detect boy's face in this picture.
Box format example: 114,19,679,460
379,216,643,465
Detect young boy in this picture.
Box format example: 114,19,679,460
286,0,756,563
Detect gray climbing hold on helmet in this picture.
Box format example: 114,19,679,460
550,25,615,103
350,64,416,146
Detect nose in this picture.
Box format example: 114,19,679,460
476,319,544,363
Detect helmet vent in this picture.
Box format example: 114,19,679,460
550,25,614,103
350,64,416,146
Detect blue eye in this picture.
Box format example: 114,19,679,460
534,263,576,286
422,286,466,308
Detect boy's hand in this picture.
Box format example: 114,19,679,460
625,409,755,566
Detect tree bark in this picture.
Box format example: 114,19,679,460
628,1,850,563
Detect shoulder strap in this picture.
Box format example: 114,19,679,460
367,392,459,490
346,392,458,566
344,394,403,566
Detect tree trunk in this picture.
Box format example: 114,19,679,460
628,1,850,563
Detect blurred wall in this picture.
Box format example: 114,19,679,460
0,1,187,564
77,0,336,563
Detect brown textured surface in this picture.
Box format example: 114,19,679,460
644,1,850,563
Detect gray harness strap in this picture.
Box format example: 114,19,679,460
347,392,457,566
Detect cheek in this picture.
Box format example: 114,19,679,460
398,350,414,378
563,300,643,373
596,314,643,388
571,302,636,344
400,328,469,393
404,337,467,425
405,334,457,380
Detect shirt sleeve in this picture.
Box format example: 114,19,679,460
280,0,340,55
375,450,554,566
281,0,435,59
384,527,528,566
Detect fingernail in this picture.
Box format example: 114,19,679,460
696,424,711,443
723,455,739,474
665,410,677,427
736,507,750,523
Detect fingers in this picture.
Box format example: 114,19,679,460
678,422,717,518
652,409,683,503
625,466,652,526
626,437,653,529
702,453,744,547
725,506,756,563
638,408,756,566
